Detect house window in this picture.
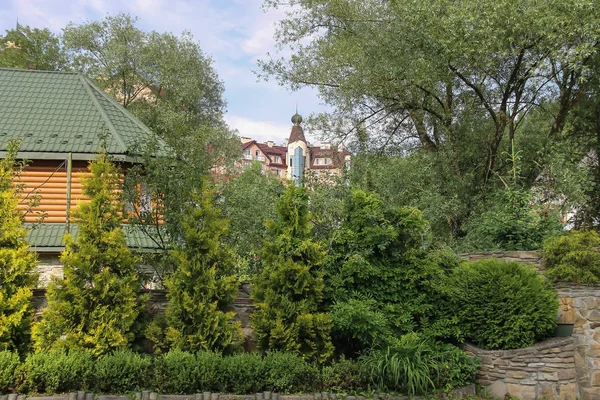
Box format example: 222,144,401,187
274,156,281,163
244,149,251,156
255,150,260,156
325,158,331,165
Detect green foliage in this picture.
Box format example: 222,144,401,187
32,155,147,356
448,259,558,350
542,230,600,284
194,351,223,392
262,352,319,393
0,139,38,354
320,356,367,393
324,189,456,353
160,187,242,353
16,350,94,394
462,187,563,251
359,334,479,396
94,349,152,393
152,349,197,394
220,353,265,394
218,162,285,277
252,186,334,363
0,351,19,393
0,25,66,70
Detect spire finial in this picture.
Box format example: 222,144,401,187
291,106,302,125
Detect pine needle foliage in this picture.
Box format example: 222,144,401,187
251,186,334,363
161,187,242,353
32,154,147,356
0,140,38,354
542,230,600,284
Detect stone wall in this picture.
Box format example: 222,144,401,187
457,250,543,268
463,338,577,400
555,285,600,400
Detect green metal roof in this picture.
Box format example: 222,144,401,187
0,68,167,160
25,223,164,253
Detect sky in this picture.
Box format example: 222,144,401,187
0,0,328,144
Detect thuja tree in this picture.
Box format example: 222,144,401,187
251,186,334,363
324,189,456,355
159,187,242,353
32,155,147,356
0,140,38,354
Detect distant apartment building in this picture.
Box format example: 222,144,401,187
240,113,351,183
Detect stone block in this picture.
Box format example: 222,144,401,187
559,382,578,400
506,383,536,399
485,381,507,400
539,382,559,399
507,371,528,379
581,387,600,400
558,369,576,381
592,371,600,386
539,371,559,381
589,310,600,322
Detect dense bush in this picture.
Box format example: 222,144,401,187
448,259,558,349
194,351,223,392
263,352,319,393
0,351,19,393
542,230,600,284
153,350,197,394
94,349,152,393
359,334,479,396
220,353,265,394
16,350,94,394
320,356,367,393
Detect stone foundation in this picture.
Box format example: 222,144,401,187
463,338,577,400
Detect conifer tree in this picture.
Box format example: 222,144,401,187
32,155,147,356
0,140,38,354
251,186,334,363
161,187,242,352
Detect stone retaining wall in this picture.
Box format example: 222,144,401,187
457,250,543,268
463,338,577,400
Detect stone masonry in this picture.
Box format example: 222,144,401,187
463,338,577,400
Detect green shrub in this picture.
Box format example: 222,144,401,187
359,334,479,395
320,356,366,393
220,353,265,394
263,352,319,393
16,350,94,394
195,351,223,392
153,350,197,394
0,351,19,393
449,259,558,349
542,230,600,284
94,349,152,393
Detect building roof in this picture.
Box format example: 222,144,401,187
25,223,162,253
0,68,167,161
289,125,306,144
310,146,352,168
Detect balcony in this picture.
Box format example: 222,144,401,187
255,155,265,161
243,154,253,160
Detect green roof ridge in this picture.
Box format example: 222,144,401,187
77,74,128,154
0,67,78,75
82,75,163,145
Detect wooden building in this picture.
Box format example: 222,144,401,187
0,68,166,261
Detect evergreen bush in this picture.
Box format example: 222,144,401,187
194,351,223,392
15,350,94,394
153,349,197,394
542,229,600,284
0,140,38,354
251,186,334,363
0,350,19,393
448,259,558,349
94,349,152,393
32,155,147,356
220,352,265,394
320,356,367,393
159,188,242,353
262,351,319,393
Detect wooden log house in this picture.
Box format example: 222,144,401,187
0,68,166,277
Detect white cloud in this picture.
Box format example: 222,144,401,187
225,115,291,144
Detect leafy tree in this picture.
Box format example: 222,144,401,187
218,162,285,277
158,187,243,353
0,140,38,354
251,186,334,363
32,155,147,356
324,189,458,354
0,25,66,70
261,0,600,242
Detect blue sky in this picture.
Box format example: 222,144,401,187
0,0,327,143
